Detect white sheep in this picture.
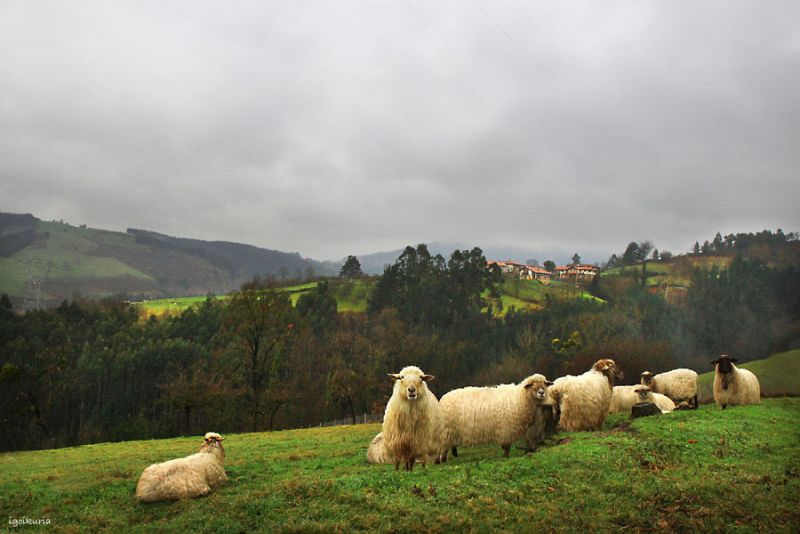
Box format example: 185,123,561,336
640,368,698,408
652,392,676,413
712,354,761,409
366,432,390,464
135,432,227,503
609,385,676,414
381,366,444,471
440,374,554,458
549,359,622,431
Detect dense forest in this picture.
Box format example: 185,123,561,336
1,234,799,452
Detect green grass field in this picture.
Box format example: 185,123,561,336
602,256,734,288
135,280,373,318
697,349,800,403
1,399,797,532
485,278,604,315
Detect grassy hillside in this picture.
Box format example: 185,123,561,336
602,256,734,288
0,215,336,305
135,280,373,318
697,349,800,403
0,221,155,300
135,277,603,319
486,278,603,315
1,399,797,532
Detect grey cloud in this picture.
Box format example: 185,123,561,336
1,1,798,262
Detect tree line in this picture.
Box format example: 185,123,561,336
1,244,798,451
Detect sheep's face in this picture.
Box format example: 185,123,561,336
389,366,433,401
593,359,624,384
200,432,224,454
633,386,653,403
711,355,738,389
640,371,654,387
523,374,553,403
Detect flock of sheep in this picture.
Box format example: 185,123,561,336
365,354,761,471
133,354,760,501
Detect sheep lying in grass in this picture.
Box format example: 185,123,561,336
640,369,698,408
381,366,444,471
136,432,227,503
652,392,676,413
366,432,390,464
610,385,675,414
440,374,553,458
712,354,761,409
550,359,622,431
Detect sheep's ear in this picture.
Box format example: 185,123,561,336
710,359,719,366
730,358,738,363
388,373,401,381
524,382,533,389
422,374,434,382
545,380,554,386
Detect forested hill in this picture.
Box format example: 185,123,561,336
0,213,337,305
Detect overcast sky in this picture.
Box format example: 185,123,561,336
1,1,798,262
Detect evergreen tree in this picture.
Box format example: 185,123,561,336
339,255,363,278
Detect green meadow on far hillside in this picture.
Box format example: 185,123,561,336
602,256,734,288
697,349,800,403
1,399,798,532
485,278,604,314
0,221,153,299
136,277,604,319
135,280,373,318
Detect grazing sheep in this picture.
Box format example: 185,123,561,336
136,432,227,503
381,366,444,471
440,374,554,458
550,359,622,431
712,355,761,409
640,369,698,408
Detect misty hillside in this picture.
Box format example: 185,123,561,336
0,213,337,305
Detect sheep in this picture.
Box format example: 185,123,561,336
135,432,227,503
712,354,761,409
549,359,622,431
366,432,390,464
440,374,554,458
640,369,698,408
381,366,444,471
652,392,676,413
524,404,557,453
610,385,676,414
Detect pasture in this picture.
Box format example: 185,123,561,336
2,398,797,532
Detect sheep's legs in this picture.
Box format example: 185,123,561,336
693,394,699,409
451,446,459,457
502,444,511,458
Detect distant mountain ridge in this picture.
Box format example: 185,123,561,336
0,213,338,306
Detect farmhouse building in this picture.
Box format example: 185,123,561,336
555,264,599,280
488,260,552,284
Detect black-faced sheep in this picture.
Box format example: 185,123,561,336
439,374,554,458
712,354,761,409
640,368,698,408
381,366,444,471
135,432,227,503
549,359,622,431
